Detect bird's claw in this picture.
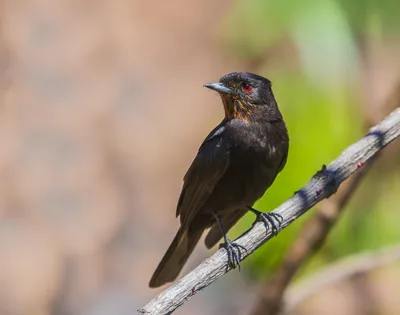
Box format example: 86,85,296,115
251,208,283,236
260,212,283,235
219,239,246,270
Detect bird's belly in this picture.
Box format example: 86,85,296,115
204,156,277,215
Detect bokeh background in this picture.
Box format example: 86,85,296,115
0,0,399,315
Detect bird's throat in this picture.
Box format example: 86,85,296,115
221,95,254,122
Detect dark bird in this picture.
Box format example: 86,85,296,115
149,72,289,288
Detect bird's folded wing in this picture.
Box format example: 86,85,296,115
176,122,229,225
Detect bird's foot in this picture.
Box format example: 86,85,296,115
219,238,246,270
249,207,283,236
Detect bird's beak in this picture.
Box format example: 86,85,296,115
203,82,233,94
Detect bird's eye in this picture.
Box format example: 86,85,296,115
242,83,253,93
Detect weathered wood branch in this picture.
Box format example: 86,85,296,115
250,159,375,315
138,107,400,315
249,80,400,315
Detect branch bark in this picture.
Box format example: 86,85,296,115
249,160,375,315
249,81,400,315
138,107,400,315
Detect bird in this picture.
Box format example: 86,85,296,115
149,72,289,288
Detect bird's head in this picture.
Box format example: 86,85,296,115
204,72,281,122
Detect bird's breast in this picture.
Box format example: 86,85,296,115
226,120,287,185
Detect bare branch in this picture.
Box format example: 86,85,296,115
249,81,400,315
249,159,375,315
283,243,400,313
138,107,400,315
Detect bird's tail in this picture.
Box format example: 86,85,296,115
149,225,204,288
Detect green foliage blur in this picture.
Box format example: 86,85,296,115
218,0,400,280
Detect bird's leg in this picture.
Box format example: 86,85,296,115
213,211,246,270
249,207,283,236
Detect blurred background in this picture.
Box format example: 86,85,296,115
0,0,399,315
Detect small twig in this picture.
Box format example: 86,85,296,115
283,243,400,312
138,107,400,315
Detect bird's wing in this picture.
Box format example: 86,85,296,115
274,120,289,172
176,121,229,225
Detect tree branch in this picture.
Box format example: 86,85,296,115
283,243,400,313
249,159,375,315
138,107,400,315
249,81,400,315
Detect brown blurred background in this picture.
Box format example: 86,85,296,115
0,0,399,315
